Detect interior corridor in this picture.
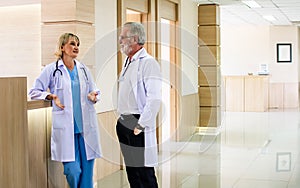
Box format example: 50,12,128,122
96,109,300,188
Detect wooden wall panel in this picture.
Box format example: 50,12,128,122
198,4,220,26
28,108,48,188
198,4,220,128
224,76,244,112
124,0,148,13
198,26,220,46
244,76,269,112
41,0,94,23
199,45,220,66
178,94,199,141
268,82,299,109
41,23,95,66
160,0,177,21
199,87,221,106
269,83,284,109
225,76,269,112
199,66,220,86
77,0,95,23
199,107,221,127
0,77,29,188
126,12,142,22
283,83,299,108
94,111,120,181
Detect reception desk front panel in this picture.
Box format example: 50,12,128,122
0,77,29,188
224,75,269,112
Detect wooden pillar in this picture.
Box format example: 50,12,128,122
41,0,95,70
0,77,29,188
198,4,221,128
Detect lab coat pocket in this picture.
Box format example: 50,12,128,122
52,110,66,129
89,108,98,128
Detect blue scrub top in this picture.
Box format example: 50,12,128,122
67,65,83,133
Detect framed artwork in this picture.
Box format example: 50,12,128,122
277,43,292,63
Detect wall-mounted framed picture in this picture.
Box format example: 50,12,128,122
277,43,292,63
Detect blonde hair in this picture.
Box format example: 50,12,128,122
54,33,80,59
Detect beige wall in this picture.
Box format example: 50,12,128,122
221,24,299,108
221,25,270,76
95,0,118,113
269,26,299,83
220,24,299,83
0,4,41,90
180,0,199,96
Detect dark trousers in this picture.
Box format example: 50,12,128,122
116,114,158,188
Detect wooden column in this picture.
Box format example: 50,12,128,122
41,0,95,70
0,77,29,188
198,4,221,127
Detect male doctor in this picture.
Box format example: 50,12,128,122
116,22,162,188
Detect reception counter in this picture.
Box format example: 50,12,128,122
224,75,269,112
0,77,30,188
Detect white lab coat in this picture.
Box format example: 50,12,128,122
121,48,162,167
29,59,102,162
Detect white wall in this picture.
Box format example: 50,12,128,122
220,25,270,77
269,26,299,83
221,25,299,84
95,0,118,113
180,0,199,96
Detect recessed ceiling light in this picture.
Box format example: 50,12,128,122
263,15,277,21
242,0,261,8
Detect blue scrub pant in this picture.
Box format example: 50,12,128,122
63,133,95,188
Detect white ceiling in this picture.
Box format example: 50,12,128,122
194,0,300,26
1,0,299,26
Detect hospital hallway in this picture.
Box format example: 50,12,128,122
96,109,300,188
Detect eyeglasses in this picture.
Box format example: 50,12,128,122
119,35,134,40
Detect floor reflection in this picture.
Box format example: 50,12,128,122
222,110,300,188
97,109,300,188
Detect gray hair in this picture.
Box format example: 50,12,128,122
124,22,146,45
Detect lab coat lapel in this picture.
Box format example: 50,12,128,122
130,48,147,102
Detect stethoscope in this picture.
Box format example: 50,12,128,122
53,60,89,80
53,60,63,77
119,57,140,81
53,60,89,89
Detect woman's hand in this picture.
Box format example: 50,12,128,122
87,91,99,103
46,94,65,109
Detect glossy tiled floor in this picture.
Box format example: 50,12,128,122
97,109,300,188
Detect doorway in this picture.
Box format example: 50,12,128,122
157,0,180,146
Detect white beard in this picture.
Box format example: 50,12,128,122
120,43,132,55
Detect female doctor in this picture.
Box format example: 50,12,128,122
29,33,102,188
